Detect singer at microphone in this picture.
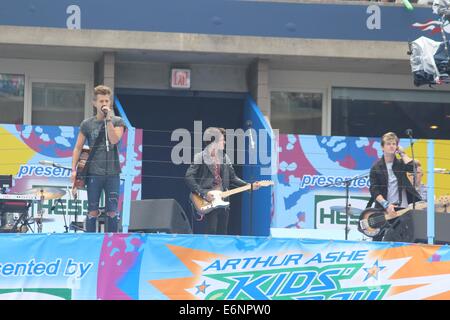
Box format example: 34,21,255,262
70,85,126,233
368,132,420,243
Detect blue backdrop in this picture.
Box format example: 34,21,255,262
0,0,444,42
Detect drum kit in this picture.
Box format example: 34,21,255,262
0,186,82,233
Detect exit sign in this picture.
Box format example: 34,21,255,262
170,68,191,89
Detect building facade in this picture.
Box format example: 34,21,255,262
0,0,448,139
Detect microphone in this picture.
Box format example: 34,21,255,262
39,160,63,168
246,120,255,150
405,129,413,138
101,105,108,116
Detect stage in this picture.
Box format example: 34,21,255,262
0,232,450,300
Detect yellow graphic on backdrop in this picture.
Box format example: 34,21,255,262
434,140,450,198
0,127,35,175
404,139,450,198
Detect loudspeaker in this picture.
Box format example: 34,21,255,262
129,199,192,234
412,210,450,244
0,175,12,192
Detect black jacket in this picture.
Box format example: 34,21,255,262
185,149,247,198
369,156,421,209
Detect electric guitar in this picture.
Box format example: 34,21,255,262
190,180,274,217
71,146,90,198
358,201,427,238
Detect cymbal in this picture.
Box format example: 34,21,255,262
330,206,363,216
20,187,66,200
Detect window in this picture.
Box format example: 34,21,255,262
0,73,25,124
271,91,322,134
32,82,85,126
332,88,450,139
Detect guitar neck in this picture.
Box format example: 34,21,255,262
221,184,252,198
387,208,411,220
386,202,427,220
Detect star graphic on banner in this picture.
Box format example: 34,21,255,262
195,280,211,294
363,260,386,281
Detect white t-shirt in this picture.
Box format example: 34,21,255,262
386,162,408,208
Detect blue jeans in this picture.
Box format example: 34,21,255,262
85,174,120,232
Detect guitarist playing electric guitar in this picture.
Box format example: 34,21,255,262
368,132,422,242
185,127,263,235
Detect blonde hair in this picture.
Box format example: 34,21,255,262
381,132,399,147
94,85,112,98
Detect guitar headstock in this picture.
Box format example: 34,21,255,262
257,180,274,187
411,201,427,211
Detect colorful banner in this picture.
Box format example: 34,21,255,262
274,134,450,239
0,233,449,300
0,124,142,233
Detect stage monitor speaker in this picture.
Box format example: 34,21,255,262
412,210,450,244
129,199,192,234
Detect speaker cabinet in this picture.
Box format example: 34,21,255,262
412,210,450,244
129,199,192,234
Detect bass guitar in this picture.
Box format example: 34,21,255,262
190,180,274,217
358,201,427,238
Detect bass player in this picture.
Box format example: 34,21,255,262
369,132,421,242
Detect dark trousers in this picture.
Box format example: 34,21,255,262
205,207,229,235
382,213,414,243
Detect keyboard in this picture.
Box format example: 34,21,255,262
0,194,40,201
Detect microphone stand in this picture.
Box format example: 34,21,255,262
52,199,68,233
104,116,110,153
250,180,253,236
247,121,255,236
102,106,111,153
406,130,416,210
323,172,370,240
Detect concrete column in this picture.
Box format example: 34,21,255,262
103,52,115,92
247,58,270,120
95,52,115,93
93,52,116,117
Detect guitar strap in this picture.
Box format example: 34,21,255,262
78,123,106,184
366,196,374,208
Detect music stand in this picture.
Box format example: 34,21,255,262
323,172,370,240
